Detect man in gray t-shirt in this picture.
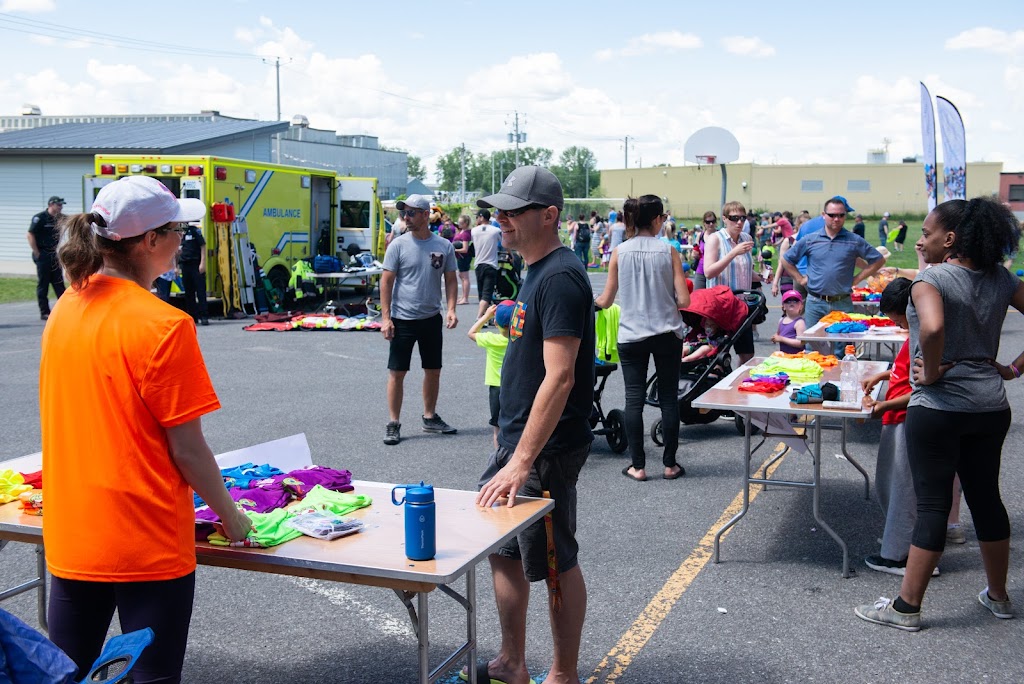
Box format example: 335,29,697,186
471,209,503,319
380,194,458,445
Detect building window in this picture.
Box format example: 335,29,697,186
847,180,870,193
1009,184,1024,202
801,180,823,192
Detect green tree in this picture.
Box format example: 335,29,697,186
407,155,426,181
551,146,599,199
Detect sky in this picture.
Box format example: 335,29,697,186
0,0,1021,181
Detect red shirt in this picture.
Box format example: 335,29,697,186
882,340,910,425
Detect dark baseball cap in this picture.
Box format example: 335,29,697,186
48,196,65,205
477,166,563,212
475,208,491,221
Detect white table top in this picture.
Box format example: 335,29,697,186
310,267,383,279
691,356,887,418
798,320,908,344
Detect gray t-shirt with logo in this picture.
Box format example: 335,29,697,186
908,263,1019,412
471,224,502,268
382,232,456,320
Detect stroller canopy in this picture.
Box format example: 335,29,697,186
680,285,748,334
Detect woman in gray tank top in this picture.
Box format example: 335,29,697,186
595,195,690,481
855,197,1024,632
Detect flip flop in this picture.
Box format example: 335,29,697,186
663,464,685,480
459,661,537,684
621,466,648,482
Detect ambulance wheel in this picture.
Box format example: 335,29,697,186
606,409,628,454
651,419,664,447
268,267,290,301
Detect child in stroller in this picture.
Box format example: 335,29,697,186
647,285,767,444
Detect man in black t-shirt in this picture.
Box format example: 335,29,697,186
852,214,866,238
473,166,594,684
179,222,209,325
27,196,67,320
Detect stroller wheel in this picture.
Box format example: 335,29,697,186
734,414,761,436
650,419,664,447
606,409,628,454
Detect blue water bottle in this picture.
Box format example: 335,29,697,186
392,482,435,561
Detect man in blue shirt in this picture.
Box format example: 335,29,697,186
781,196,885,350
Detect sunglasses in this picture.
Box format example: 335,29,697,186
703,219,717,225
497,204,547,218
825,212,847,219
724,215,745,223
399,209,425,218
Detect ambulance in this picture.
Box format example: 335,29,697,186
84,155,386,303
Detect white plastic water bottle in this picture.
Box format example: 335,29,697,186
840,344,859,404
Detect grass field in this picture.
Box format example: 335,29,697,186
0,277,36,304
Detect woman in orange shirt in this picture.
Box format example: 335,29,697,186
40,176,251,683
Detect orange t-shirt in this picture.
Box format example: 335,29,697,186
40,274,220,582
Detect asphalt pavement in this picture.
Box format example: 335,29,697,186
1,271,1022,683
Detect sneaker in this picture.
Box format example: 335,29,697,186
946,525,966,544
40,313,49,321
854,596,922,632
422,414,457,434
383,421,401,445
865,554,939,577
978,587,1014,619
200,318,210,326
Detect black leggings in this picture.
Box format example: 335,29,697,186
619,332,683,470
905,406,1011,551
48,572,196,684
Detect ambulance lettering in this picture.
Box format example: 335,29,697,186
263,207,302,218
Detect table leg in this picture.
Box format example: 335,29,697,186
36,544,47,630
714,411,752,563
811,419,851,578
467,568,477,684
417,591,429,684
840,418,870,499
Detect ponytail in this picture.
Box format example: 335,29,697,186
58,213,104,289
622,194,664,240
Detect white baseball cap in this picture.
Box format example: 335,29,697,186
91,176,205,241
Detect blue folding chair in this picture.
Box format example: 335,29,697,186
0,608,153,684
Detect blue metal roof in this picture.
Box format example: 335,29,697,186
0,119,289,154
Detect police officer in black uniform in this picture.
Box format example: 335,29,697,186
27,196,67,320
179,222,209,325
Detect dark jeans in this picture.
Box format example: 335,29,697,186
180,261,207,320
49,572,196,684
574,243,590,265
906,405,1011,551
34,250,65,314
619,332,683,470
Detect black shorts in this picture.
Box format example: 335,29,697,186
456,254,473,273
734,326,754,355
475,264,498,304
387,315,443,371
478,443,590,582
488,385,501,427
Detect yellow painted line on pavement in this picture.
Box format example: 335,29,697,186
587,443,790,683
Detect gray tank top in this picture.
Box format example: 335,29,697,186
908,263,1018,412
615,236,684,343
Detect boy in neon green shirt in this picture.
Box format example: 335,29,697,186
468,300,515,448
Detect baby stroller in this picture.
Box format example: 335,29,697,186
646,286,767,445
590,304,627,453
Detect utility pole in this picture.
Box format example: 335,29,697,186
585,165,589,198
507,112,526,168
459,143,466,203
491,152,495,193
623,135,630,169
262,56,289,121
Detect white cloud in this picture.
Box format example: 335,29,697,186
721,36,776,58
0,0,55,11
595,31,701,60
234,27,261,44
85,60,153,87
466,53,573,101
945,27,1024,55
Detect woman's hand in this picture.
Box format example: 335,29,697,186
988,359,1018,381
771,282,780,297
219,509,254,543
912,356,955,386
732,241,754,256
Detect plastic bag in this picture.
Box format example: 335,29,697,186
285,511,363,541
0,608,77,684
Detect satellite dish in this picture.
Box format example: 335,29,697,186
683,127,740,166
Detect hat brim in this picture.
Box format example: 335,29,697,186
174,197,206,223
476,192,534,211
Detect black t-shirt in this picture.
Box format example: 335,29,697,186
853,221,865,238
179,225,206,263
28,210,60,252
498,247,595,455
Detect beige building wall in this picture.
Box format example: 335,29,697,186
600,162,1003,219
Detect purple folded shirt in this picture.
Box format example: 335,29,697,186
266,466,353,499
195,486,292,522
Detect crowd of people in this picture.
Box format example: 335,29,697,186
29,162,1023,681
